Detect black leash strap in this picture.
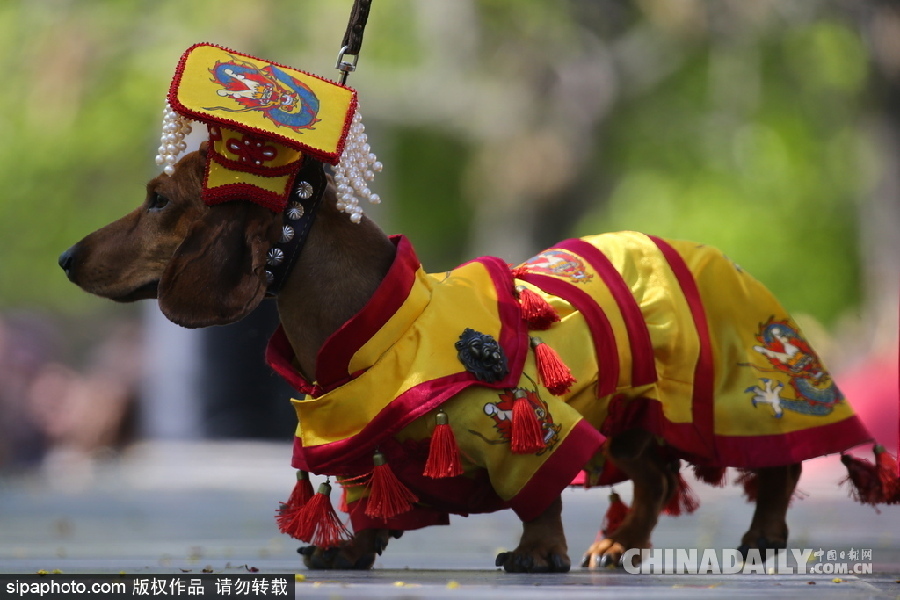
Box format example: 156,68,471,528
336,0,373,84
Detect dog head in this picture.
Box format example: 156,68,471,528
59,145,282,328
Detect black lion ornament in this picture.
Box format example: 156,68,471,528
455,328,509,384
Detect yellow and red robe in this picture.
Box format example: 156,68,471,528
266,232,871,533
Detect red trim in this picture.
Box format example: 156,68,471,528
713,415,872,468
508,419,606,521
554,239,657,387
647,235,717,459
479,254,531,386
201,181,292,213
265,326,321,396
315,236,413,388
168,42,358,165
515,272,619,396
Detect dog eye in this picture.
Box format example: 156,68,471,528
148,193,169,212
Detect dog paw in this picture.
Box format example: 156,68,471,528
298,544,376,570
298,529,403,570
581,538,645,569
495,546,570,573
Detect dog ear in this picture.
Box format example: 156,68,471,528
157,201,280,328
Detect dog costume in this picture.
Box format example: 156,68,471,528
157,44,892,547
265,231,872,534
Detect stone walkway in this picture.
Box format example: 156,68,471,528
0,441,897,597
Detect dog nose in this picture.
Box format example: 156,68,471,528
58,245,76,278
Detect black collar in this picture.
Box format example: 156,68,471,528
264,157,327,297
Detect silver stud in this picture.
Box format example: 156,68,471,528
296,181,314,199
267,248,285,266
281,225,295,243
265,270,274,285
286,202,304,220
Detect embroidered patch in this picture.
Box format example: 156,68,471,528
745,317,844,417
455,328,508,384
206,56,321,133
482,387,561,454
520,249,593,283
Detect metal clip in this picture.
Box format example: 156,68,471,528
335,46,359,85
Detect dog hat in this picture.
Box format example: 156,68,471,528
157,43,381,221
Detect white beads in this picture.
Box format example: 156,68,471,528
155,101,193,176
333,109,383,223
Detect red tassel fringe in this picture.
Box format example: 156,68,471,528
874,445,900,503
365,452,418,520
841,452,881,505
280,481,351,548
511,389,546,454
286,470,314,508
662,473,700,516
516,286,560,330
841,445,900,506
424,411,463,478
530,337,576,395
602,491,630,537
276,470,315,536
692,465,727,487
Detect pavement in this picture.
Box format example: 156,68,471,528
0,441,898,598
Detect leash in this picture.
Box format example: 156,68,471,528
336,0,373,85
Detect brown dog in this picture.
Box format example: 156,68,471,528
61,147,863,573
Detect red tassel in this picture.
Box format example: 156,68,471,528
365,452,418,520
734,468,758,502
874,445,900,503
840,452,881,506
276,470,314,536
424,411,463,478
692,465,727,487
601,491,630,537
531,336,576,395
662,473,700,516
516,286,560,330
282,481,351,548
337,485,349,513
511,388,546,454
285,470,314,509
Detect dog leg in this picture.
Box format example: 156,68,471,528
738,463,801,558
299,528,403,570
495,496,570,573
583,430,674,568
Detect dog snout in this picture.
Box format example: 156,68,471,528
58,244,78,279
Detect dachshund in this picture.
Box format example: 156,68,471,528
60,146,866,573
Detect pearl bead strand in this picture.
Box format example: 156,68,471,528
155,101,193,176
333,109,383,223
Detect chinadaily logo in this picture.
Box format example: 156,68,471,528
621,548,874,575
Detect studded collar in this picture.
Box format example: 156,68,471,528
264,156,327,297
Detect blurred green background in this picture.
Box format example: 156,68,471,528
2,0,895,323
0,1,897,458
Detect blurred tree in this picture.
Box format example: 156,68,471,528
1,0,890,334
573,1,873,326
